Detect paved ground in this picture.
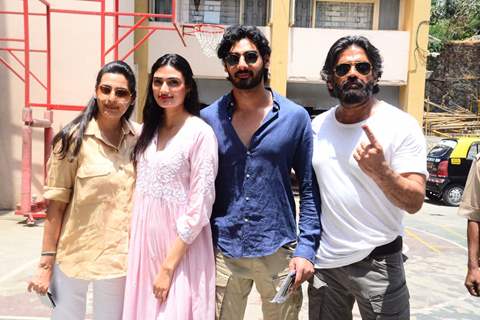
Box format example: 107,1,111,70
0,199,478,319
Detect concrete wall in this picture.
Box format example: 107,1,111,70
426,40,480,111
288,28,410,85
0,0,134,209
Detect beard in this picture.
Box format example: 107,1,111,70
227,69,264,90
333,78,375,105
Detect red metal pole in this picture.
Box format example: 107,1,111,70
100,0,105,66
0,57,25,81
0,11,46,16
172,0,176,21
21,0,33,222
0,48,47,53
44,4,53,183
0,38,25,42
105,16,147,57
23,1,30,108
114,0,119,60
8,51,47,90
121,29,155,61
48,8,171,19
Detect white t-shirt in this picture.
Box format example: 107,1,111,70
312,100,428,269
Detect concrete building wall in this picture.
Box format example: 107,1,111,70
288,28,410,85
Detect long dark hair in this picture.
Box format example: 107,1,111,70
133,54,199,163
321,35,383,96
52,60,136,160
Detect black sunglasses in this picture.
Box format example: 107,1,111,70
224,51,259,66
98,84,132,99
334,62,372,77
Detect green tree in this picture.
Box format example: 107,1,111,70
429,0,480,53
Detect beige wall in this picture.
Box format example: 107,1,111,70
288,28,410,85
0,0,134,209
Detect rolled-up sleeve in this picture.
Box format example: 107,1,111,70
458,157,480,221
43,145,78,203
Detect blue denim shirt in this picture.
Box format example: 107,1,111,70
200,89,321,263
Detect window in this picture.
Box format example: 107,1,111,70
150,0,173,22
293,0,388,30
428,140,457,158
151,0,268,26
467,143,480,160
314,1,374,29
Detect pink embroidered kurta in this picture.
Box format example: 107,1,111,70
123,117,218,320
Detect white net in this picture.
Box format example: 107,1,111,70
193,25,224,58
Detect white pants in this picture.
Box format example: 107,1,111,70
50,265,126,320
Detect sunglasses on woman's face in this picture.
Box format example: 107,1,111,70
334,62,372,77
98,84,131,99
224,51,259,66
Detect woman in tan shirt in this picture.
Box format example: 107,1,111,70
28,60,138,320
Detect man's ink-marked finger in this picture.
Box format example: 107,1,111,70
353,151,361,161
362,125,378,145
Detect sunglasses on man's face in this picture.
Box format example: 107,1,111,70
224,51,259,66
334,62,372,77
98,84,131,99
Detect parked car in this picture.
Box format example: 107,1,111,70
426,137,480,206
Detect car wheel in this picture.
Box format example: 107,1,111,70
442,184,464,206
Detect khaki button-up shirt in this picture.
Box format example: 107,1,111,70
44,118,139,280
459,155,480,221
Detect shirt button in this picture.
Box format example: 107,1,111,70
246,174,250,179
246,151,251,156
245,197,250,201
244,218,249,222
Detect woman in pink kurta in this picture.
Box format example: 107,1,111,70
123,54,218,320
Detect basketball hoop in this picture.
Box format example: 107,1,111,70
189,24,225,58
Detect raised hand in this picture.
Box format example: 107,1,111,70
352,125,387,179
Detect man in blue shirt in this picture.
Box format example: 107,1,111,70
201,25,321,320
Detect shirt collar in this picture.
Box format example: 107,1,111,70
225,87,281,115
85,117,135,136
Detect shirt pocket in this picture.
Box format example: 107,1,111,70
75,164,114,205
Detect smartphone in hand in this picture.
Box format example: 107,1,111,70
38,291,56,309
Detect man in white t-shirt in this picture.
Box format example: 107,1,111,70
309,35,427,319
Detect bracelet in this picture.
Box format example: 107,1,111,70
41,251,56,257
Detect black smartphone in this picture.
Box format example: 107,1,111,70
38,291,56,309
